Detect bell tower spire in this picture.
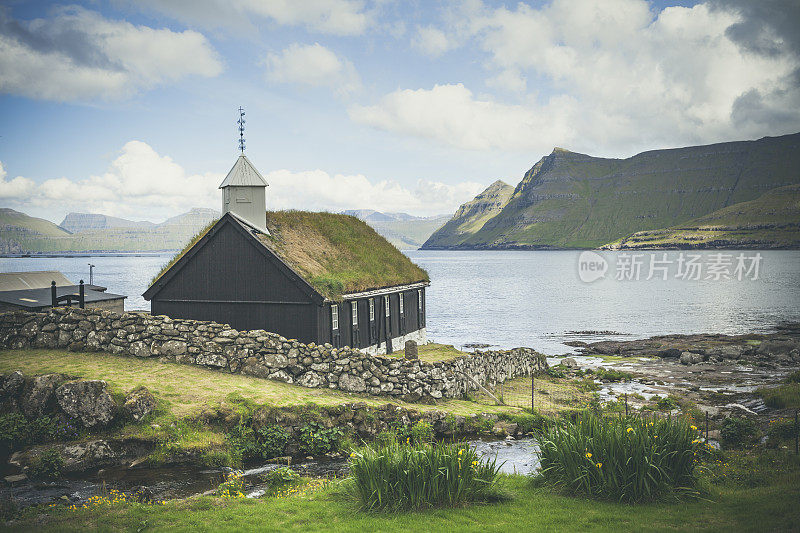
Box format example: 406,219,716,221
237,106,246,154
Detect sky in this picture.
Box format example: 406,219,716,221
0,0,798,223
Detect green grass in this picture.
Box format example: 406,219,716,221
7,465,800,532
535,412,703,502
0,349,520,417
258,211,429,300
390,343,466,363
758,383,800,409
347,441,502,510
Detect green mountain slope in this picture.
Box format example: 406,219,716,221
60,212,154,233
0,208,219,253
423,133,800,249
423,180,514,248
603,184,800,249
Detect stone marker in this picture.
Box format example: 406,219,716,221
405,340,418,360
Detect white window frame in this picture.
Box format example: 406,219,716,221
331,305,339,331
369,299,375,322
351,301,358,326
418,289,423,313
385,295,390,316
399,293,404,315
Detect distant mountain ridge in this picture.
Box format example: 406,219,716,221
342,210,449,249
0,208,219,253
422,133,800,250
60,213,154,233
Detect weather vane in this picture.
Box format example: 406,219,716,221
237,106,246,153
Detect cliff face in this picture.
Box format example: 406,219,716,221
424,133,800,249
60,213,154,233
422,180,514,249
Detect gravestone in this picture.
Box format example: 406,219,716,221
404,340,418,360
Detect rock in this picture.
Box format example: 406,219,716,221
561,357,579,369
56,380,117,428
680,352,693,365
297,371,323,388
123,387,156,422
404,340,418,360
160,340,187,356
1,370,25,398
657,348,681,358
130,341,151,358
492,421,518,437
4,474,27,483
196,352,227,367
690,352,705,365
21,374,66,418
338,373,367,393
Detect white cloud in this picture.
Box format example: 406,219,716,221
127,0,371,36
0,6,223,102
265,43,360,95
265,169,483,216
1,141,481,222
413,26,457,57
353,0,800,155
349,83,577,152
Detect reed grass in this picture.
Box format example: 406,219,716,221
535,412,704,502
347,441,502,510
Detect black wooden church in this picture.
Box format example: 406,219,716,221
143,124,429,354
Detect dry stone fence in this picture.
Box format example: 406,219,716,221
0,308,547,402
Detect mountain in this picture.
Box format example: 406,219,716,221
422,133,800,250
603,184,800,249
0,208,219,253
422,180,514,249
60,212,154,233
342,210,450,249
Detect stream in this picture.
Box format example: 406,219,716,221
1,438,539,509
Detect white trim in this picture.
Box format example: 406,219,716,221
331,304,339,331
342,281,429,300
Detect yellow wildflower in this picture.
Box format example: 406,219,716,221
596,463,602,468
690,425,698,431
585,452,592,458
458,449,463,455
626,427,633,433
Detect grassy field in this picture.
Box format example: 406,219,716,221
389,343,466,363
7,468,799,532
0,349,519,417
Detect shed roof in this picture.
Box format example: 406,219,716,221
218,155,269,188
0,271,73,292
0,285,125,309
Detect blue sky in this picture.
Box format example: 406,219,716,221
1,0,798,222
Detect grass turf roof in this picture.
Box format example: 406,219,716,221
257,210,428,300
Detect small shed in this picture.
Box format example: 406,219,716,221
0,271,126,313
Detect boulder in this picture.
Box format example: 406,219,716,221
123,387,156,422
680,352,693,365
21,374,66,418
561,357,579,369
1,370,25,398
56,380,117,428
492,421,518,437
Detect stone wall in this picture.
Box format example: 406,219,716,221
0,308,547,401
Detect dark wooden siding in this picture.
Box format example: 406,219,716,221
150,220,320,342
326,287,426,349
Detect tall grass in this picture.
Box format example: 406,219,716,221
348,441,501,510
535,412,704,502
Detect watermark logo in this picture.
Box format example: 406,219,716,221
578,251,763,283
578,251,608,283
